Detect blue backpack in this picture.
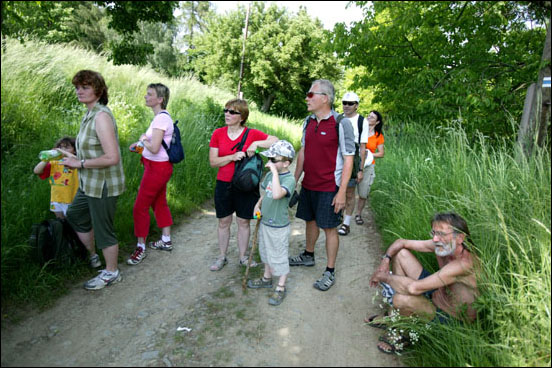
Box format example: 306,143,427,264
160,112,185,164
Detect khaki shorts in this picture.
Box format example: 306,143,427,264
357,164,375,198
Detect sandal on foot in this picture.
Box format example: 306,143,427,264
377,341,397,355
337,224,350,236
240,256,258,268
209,256,227,271
355,215,364,225
364,313,388,329
377,330,411,355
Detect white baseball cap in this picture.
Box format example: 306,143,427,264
342,92,360,103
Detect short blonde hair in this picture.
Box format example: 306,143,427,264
147,83,170,109
225,99,249,125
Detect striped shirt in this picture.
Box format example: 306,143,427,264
76,103,125,198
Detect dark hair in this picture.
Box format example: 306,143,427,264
54,136,76,149
72,70,109,105
431,212,474,251
147,83,170,109
371,110,384,137
225,99,249,126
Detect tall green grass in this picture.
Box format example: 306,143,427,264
369,121,551,366
1,38,302,310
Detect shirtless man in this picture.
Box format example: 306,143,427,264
368,212,479,353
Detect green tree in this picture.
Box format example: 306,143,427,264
1,1,179,66
193,2,342,118
332,1,548,139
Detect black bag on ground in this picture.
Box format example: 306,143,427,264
231,128,263,192
29,218,87,267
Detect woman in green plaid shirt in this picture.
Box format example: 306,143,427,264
63,70,125,291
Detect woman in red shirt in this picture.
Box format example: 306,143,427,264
208,99,278,271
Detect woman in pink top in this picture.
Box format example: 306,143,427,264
127,83,175,266
208,99,278,271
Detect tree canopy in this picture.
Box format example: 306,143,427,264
332,1,548,139
192,2,342,117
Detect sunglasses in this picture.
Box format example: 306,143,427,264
223,108,241,115
342,101,357,106
269,157,286,163
306,92,326,98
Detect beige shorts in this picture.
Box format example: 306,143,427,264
258,223,290,276
357,164,375,198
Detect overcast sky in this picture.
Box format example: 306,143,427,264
210,1,366,30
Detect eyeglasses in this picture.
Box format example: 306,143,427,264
223,108,241,115
342,101,357,106
429,230,455,238
306,92,326,98
269,157,286,163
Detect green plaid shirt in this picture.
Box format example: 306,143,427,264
76,103,125,198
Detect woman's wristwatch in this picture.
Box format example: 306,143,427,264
81,159,85,169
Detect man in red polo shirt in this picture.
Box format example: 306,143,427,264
289,79,356,291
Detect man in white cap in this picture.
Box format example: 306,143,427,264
336,92,369,235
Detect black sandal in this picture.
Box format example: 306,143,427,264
355,215,364,225
337,224,350,235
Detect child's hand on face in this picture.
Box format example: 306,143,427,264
265,161,277,171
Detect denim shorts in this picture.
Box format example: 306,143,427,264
296,187,342,229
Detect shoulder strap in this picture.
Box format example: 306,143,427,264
160,114,175,151
231,128,250,152
357,115,364,145
336,113,344,138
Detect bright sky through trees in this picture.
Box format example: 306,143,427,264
211,1,366,30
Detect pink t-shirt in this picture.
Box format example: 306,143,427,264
209,126,269,182
142,111,174,162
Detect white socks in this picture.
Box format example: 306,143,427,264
343,215,352,226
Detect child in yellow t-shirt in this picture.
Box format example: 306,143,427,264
33,137,79,219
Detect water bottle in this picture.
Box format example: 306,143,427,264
39,149,62,161
130,141,144,154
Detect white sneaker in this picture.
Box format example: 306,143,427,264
84,269,122,290
127,247,147,265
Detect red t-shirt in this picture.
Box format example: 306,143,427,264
209,126,269,182
302,115,339,192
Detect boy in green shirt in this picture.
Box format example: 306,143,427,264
247,140,296,306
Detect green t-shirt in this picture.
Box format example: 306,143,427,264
260,171,296,228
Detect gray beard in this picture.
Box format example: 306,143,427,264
434,240,456,257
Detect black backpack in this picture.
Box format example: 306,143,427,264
231,128,263,192
29,218,86,267
160,112,185,164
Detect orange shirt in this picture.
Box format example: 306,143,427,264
365,133,384,165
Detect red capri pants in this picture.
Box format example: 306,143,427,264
133,157,174,238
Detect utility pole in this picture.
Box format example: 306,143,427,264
237,2,251,100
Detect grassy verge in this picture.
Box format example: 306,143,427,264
369,120,551,366
1,38,301,312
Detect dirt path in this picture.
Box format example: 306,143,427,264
1,188,402,366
